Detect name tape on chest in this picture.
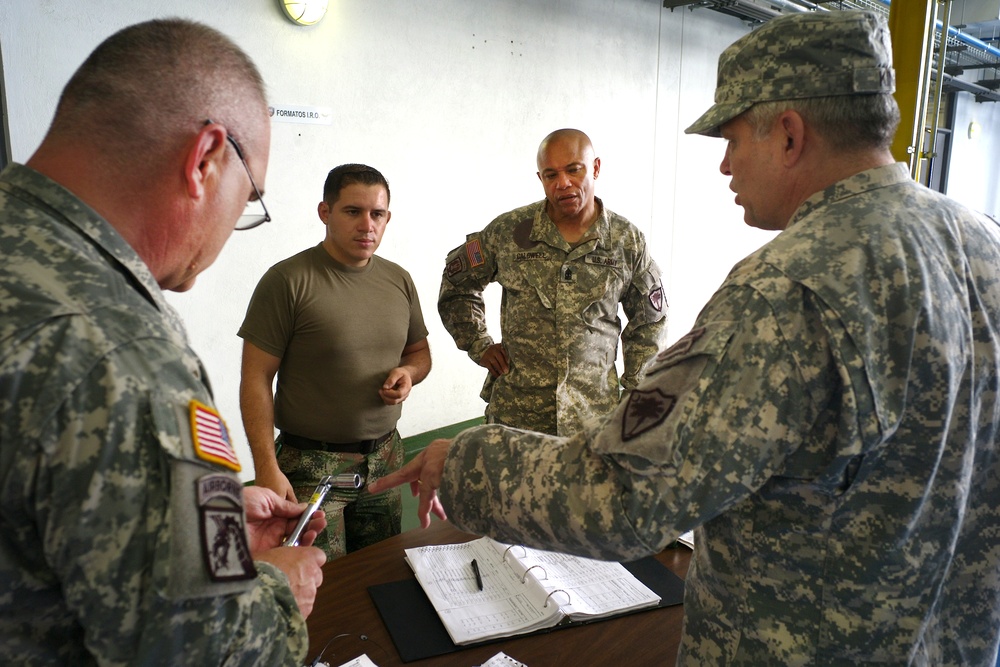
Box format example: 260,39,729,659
189,400,241,472
584,253,620,268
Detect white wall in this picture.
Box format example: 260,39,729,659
0,0,774,480
948,90,1000,220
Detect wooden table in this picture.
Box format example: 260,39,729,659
306,520,691,666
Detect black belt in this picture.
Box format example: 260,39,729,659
279,430,394,455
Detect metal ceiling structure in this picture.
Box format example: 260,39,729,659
663,0,1000,103
664,0,1000,185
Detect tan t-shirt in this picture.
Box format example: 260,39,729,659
238,244,427,441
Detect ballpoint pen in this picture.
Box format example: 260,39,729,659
471,558,484,591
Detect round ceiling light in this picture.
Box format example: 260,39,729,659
280,0,329,26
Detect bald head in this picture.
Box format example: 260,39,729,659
535,129,601,228
536,129,595,170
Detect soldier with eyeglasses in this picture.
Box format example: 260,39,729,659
0,18,326,666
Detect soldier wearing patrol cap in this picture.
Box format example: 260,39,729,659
373,10,1000,665
0,19,327,665
438,128,667,437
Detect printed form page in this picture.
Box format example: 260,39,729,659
491,542,660,621
405,539,560,645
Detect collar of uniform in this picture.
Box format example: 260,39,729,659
1,163,173,316
588,197,612,248
787,162,911,231
531,196,610,249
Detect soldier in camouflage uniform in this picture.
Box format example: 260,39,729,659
439,129,667,436
373,11,1000,666
0,20,327,665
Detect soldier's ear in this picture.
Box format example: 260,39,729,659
777,111,806,168
184,124,227,200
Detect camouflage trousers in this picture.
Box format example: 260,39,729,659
276,431,403,560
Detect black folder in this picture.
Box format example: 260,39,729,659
368,554,686,663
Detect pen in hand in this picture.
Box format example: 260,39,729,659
283,475,333,547
471,559,483,591
283,474,363,547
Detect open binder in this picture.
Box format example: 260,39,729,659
369,536,686,662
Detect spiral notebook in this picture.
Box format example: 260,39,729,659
399,536,662,646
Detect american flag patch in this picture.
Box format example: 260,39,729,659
466,239,485,267
189,400,241,472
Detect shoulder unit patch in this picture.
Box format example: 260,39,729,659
622,388,677,441
197,473,256,582
648,286,664,312
446,255,467,277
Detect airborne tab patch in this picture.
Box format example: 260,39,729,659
197,473,255,582
189,400,241,472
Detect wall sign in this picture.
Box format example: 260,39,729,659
268,104,332,126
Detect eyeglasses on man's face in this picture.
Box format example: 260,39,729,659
204,119,272,231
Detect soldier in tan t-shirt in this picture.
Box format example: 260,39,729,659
239,164,430,559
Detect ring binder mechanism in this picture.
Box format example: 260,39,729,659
401,536,661,645
543,589,570,608
521,564,546,584
502,544,526,564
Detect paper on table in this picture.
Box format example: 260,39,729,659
333,654,379,667
480,651,528,666
491,540,662,621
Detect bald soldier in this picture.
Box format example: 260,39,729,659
374,11,1000,665
438,129,667,436
0,19,326,665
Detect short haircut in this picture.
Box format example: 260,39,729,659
50,19,267,160
323,164,391,206
744,94,900,151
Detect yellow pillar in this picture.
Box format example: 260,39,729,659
888,0,936,175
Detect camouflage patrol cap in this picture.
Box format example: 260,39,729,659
685,10,895,137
